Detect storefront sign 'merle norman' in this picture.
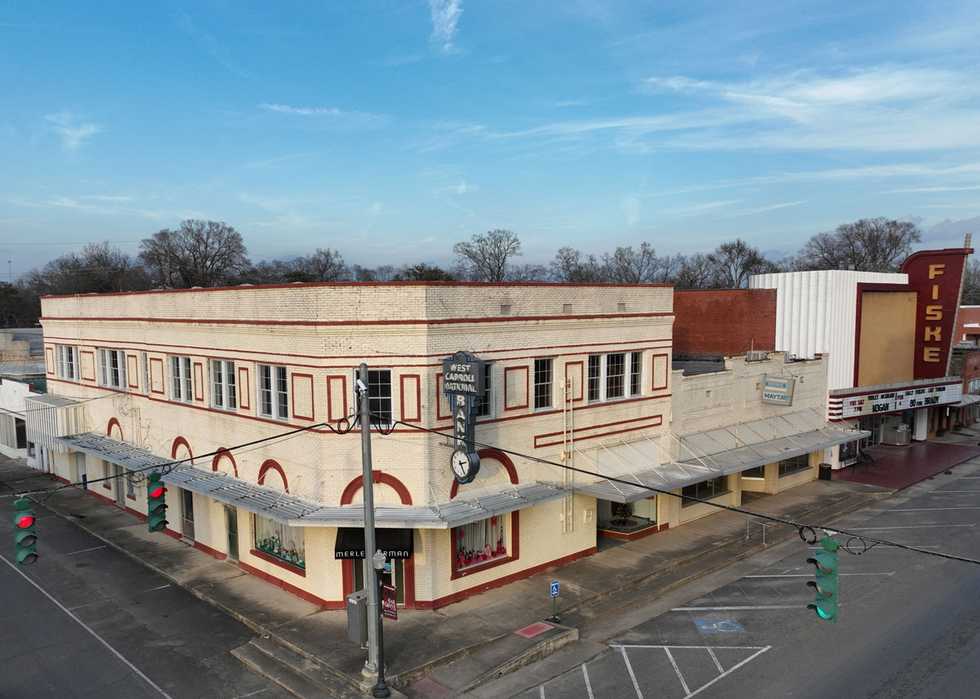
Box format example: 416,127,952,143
901,245,974,379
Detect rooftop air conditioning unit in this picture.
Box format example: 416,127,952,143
745,350,769,362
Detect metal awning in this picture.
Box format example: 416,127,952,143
60,433,172,472
575,410,869,503
54,432,566,529
952,394,980,408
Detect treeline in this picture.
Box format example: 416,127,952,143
1,216,946,327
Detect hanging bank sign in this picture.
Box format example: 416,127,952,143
442,352,486,485
901,247,973,379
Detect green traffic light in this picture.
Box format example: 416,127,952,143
806,536,839,622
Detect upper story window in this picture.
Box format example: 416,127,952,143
587,351,643,403
533,358,553,409
475,363,493,418
356,369,393,427
259,364,289,420
211,360,237,410
55,345,79,381
98,349,127,389
170,356,193,403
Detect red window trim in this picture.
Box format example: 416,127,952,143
450,510,520,580
250,548,307,577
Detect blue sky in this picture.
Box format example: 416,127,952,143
3,0,980,277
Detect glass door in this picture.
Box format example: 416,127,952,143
225,506,239,561
181,489,195,541
353,559,406,604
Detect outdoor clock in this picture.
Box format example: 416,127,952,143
451,449,480,485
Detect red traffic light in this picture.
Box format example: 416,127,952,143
15,513,35,529
148,484,167,499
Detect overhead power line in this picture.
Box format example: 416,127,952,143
388,418,980,568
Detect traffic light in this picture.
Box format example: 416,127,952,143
146,472,168,533
806,536,839,622
13,497,38,565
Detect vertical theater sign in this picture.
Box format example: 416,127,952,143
901,247,972,378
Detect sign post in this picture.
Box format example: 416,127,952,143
548,580,561,623
442,351,486,484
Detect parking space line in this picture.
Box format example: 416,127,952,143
671,605,799,611
0,553,173,698
706,647,724,674
687,647,772,698
68,583,172,611
538,685,545,699
744,572,894,577
664,647,691,696
929,490,980,494
581,663,594,699
619,646,644,699
64,545,107,556
848,523,976,531
870,507,980,512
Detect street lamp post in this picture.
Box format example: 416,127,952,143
372,549,391,698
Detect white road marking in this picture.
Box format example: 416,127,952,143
234,689,271,698
871,507,980,512
538,685,545,699
671,605,800,611
664,647,691,696
744,572,894,578
957,476,980,479
68,583,172,610
613,645,769,649
808,544,940,549
706,647,724,674
64,545,107,556
929,490,980,494
0,553,173,699
847,523,976,531
619,646,644,699
687,646,772,698
581,663,594,699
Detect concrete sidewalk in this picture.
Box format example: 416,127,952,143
0,456,894,697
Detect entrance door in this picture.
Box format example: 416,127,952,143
113,465,126,507
181,490,196,541
225,506,239,561
73,452,87,484
353,559,406,604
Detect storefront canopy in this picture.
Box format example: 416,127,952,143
335,527,414,559
575,410,870,503
56,432,567,529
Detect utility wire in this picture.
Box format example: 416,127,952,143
388,417,980,568
7,415,358,500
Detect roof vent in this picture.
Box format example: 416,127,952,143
500,304,512,315
745,350,769,362
562,303,573,314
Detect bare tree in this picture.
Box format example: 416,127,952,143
603,242,658,283
791,218,921,272
139,220,250,288
652,253,684,284
674,253,715,289
962,259,980,305
550,246,607,282
454,229,522,281
507,263,548,281
393,263,456,281
295,248,348,281
707,239,778,288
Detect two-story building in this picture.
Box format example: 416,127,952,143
27,280,866,609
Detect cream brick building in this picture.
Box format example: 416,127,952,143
28,281,864,609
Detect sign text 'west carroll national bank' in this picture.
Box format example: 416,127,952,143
442,352,485,397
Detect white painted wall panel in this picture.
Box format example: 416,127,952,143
750,270,907,390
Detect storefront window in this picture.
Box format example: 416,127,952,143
742,466,764,478
453,516,507,572
681,476,728,506
253,514,306,569
778,454,810,478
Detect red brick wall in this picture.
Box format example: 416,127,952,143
957,306,980,344
673,289,776,357
962,351,980,392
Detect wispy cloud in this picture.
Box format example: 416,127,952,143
885,184,980,194
429,0,462,54
258,103,389,127
9,195,200,221
175,11,249,78
728,200,806,217
260,103,345,116
44,112,101,150
663,199,742,217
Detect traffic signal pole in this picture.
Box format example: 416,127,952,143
358,363,383,682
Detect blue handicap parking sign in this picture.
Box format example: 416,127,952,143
694,618,744,634
550,580,560,598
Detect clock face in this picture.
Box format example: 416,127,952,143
451,450,471,479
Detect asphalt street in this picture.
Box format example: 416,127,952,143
519,456,980,699
0,462,289,699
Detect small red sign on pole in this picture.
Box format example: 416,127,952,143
381,584,398,621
